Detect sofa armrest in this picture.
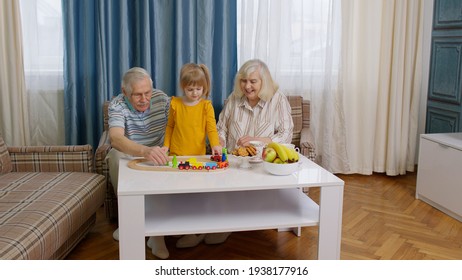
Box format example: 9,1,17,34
95,131,111,177
95,130,118,220
8,145,94,172
300,127,316,162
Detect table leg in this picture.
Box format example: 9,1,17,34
119,195,145,259
317,184,344,259
277,227,302,236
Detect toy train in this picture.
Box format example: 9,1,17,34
170,149,229,171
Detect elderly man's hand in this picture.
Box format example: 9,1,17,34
143,146,169,165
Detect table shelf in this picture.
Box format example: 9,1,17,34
144,188,319,236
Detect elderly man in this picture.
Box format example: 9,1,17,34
106,67,170,259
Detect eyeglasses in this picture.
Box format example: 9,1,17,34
131,92,151,100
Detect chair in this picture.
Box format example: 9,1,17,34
96,96,317,220
286,95,316,162
95,101,117,220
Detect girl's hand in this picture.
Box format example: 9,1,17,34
211,145,223,155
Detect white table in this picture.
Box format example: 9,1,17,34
117,154,344,260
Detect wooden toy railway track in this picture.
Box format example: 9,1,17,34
127,156,229,172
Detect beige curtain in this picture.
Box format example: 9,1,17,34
0,0,30,146
341,0,423,175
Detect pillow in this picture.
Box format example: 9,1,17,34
0,134,12,174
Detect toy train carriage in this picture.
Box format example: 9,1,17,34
205,162,219,170
177,161,191,170
210,151,227,162
217,161,229,168
173,149,229,171
177,158,221,170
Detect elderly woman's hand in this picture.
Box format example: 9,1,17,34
237,136,272,147
237,136,251,147
219,137,226,147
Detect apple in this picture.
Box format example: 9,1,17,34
273,158,284,164
262,147,277,162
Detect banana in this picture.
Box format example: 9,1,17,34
290,146,299,162
293,149,299,162
270,142,300,163
282,144,300,163
282,145,296,163
266,142,288,163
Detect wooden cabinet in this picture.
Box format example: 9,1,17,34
426,0,462,133
416,133,462,222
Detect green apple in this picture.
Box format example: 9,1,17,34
263,147,277,162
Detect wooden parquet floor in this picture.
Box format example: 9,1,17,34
66,171,462,260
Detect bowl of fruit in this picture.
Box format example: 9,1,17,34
262,142,300,175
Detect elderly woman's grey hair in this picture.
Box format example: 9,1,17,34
232,59,279,102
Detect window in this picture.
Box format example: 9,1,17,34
20,0,63,76
19,0,65,146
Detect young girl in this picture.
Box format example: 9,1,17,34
147,63,222,258
164,63,222,156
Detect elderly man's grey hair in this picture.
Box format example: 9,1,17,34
122,67,153,95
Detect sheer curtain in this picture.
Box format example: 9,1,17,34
19,0,64,145
238,0,349,173
0,0,30,146
238,0,423,175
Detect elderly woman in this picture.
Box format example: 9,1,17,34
205,59,294,245
217,59,294,150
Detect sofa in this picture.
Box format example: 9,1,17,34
96,95,316,220
0,135,105,260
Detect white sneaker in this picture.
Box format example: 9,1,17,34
112,228,119,241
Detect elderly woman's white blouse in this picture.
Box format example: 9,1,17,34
217,90,294,150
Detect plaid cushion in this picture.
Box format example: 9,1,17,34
0,172,105,259
0,135,12,174
8,145,94,172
